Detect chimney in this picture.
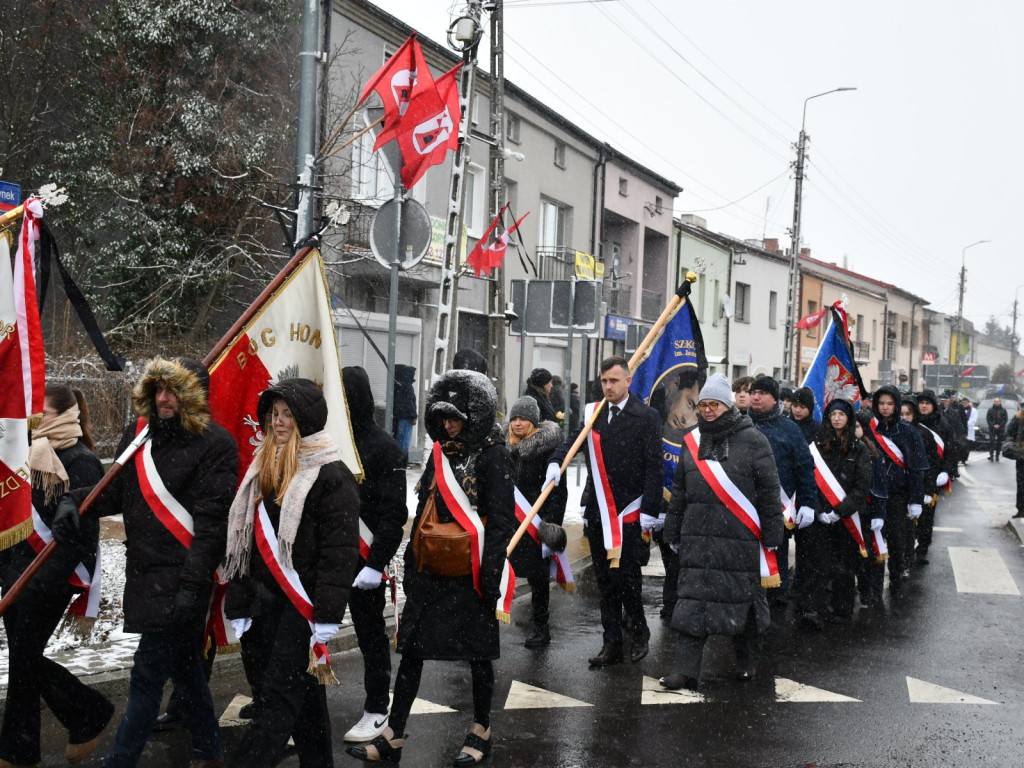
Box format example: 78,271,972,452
799,247,811,258
763,238,780,253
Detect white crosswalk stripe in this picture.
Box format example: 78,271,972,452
948,546,1020,594
774,677,859,703
504,680,593,710
906,677,998,705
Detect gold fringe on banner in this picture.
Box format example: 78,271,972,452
307,647,339,686
0,518,33,552
761,574,782,589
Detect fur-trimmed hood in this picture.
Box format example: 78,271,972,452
132,356,211,435
425,369,497,446
508,420,563,461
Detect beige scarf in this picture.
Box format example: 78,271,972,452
30,405,83,505
223,429,343,578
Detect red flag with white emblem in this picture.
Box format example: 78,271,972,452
467,207,530,278
358,34,436,151
395,63,462,189
207,249,361,482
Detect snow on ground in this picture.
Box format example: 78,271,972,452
0,459,589,682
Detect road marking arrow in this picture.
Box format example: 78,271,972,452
640,675,704,705
906,677,998,705
503,680,593,710
774,677,859,703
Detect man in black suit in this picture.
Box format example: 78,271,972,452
548,356,664,666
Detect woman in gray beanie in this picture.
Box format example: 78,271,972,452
505,397,568,648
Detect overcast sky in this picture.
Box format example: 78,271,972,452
371,0,1024,333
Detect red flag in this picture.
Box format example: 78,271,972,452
396,63,462,189
796,306,828,330
358,34,435,151
468,209,530,278
961,366,977,377
0,231,36,549
467,204,508,278
207,250,361,482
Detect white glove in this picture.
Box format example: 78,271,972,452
658,512,666,530
923,495,934,506
795,506,815,529
541,542,553,559
352,565,383,590
936,472,949,487
870,517,884,532
230,617,252,639
545,463,562,488
908,504,923,520
311,622,339,645
640,513,662,531
817,511,840,525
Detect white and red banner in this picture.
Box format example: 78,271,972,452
780,487,796,530
27,505,102,620
810,443,867,557
207,250,360,482
358,34,435,150
496,558,515,623
869,417,905,468
466,206,530,278
870,525,889,562
682,428,780,587
0,226,40,549
512,485,574,592
395,63,462,189
432,441,486,596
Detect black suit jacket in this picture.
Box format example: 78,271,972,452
550,393,664,522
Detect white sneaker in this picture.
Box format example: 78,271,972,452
343,710,389,742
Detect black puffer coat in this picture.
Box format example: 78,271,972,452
812,433,871,519
665,408,783,637
868,385,927,503
344,366,408,573
508,420,567,579
399,370,515,661
78,357,239,633
2,441,104,600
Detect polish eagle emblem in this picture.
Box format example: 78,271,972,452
823,356,859,406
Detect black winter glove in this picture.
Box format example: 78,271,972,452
50,495,81,545
170,584,206,628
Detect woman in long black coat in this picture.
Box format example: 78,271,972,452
348,370,514,766
809,398,872,621
506,396,568,648
224,378,361,768
661,373,783,690
0,384,114,766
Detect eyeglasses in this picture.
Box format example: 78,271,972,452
696,401,725,411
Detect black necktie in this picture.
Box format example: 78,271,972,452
610,404,621,421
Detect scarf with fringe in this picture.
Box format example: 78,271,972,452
30,406,83,505
223,430,342,577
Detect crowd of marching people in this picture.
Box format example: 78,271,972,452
5,352,1024,768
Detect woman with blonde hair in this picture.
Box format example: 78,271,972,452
0,384,114,766
224,378,360,768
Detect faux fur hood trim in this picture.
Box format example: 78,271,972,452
425,369,497,446
132,356,211,435
509,420,563,460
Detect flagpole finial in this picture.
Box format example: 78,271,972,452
675,272,698,299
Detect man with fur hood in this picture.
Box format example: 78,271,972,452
506,396,568,648
53,357,238,768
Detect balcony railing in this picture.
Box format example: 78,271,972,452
604,281,632,316
640,289,664,321
852,340,870,361
535,247,576,281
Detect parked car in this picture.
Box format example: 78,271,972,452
975,397,1020,447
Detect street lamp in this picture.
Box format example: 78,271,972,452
952,239,990,366
1011,283,1024,382
784,87,857,383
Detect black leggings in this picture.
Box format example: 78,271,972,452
389,657,494,736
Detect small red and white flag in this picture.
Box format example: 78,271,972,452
467,205,530,278
207,249,360,481
796,307,829,330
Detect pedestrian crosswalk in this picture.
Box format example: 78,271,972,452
905,677,998,705
948,546,1020,594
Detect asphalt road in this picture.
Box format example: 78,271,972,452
31,456,1024,767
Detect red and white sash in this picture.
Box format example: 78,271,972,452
497,559,516,622
27,507,102,621
512,485,574,589
358,518,374,562
432,442,486,596
584,403,641,562
869,417,906,469
206,566,240,649
870,524,889,562
254,501,333,672
133,419,194,548
780,487,797,530
921,425,945,459
809,444,867,557
682,429,780,588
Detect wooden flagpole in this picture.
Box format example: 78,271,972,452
0,246,319,618
505,273,698,569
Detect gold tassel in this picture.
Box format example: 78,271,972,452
784,519,797,531
495,609,511,624
556,582,576,593
858,547,868,558
875,553,890,563
761,574,781,588
58,614,96,640
307,647,339,686
0,518,34,551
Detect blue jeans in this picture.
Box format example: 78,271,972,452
396,418,414,456
103,630,220,768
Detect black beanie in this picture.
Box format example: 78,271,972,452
794,386,816,410
529,368,553,387
751,375,780,402
824,397,855,421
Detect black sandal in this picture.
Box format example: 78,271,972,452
452,726,491,767
346,733,404,764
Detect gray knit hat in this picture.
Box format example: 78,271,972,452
699,372,733,406
509,395,541,425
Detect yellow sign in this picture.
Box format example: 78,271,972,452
575,251,595,280
596,262,605,280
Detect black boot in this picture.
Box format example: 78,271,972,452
524,622,551,649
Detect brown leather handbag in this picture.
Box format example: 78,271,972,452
411,479,485,577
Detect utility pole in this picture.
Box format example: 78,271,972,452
294,0,321,247
954,240,990,367
486,0,507,408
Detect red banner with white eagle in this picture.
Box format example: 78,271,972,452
359,34,435,151
0,217,43,549
799,301,869,422
206,249,361,481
